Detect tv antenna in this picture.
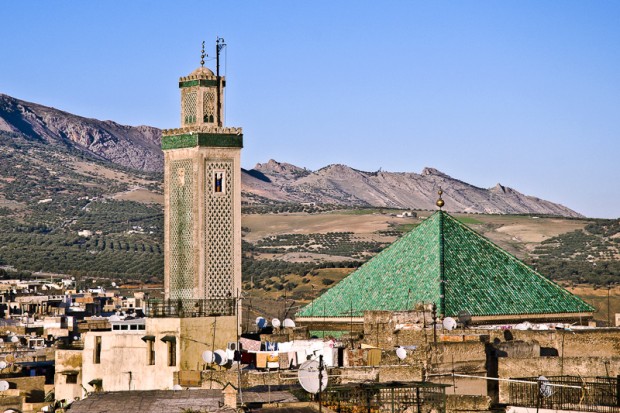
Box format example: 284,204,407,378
297,358,328,394
214,349,228,366
256,316,267,330
202,350,214,364
442,317,457,331
538,376,554,397
215,37,226,127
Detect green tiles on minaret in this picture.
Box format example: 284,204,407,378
162,39,243,307
295,211,594,320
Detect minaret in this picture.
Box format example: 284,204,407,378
161,39,242,315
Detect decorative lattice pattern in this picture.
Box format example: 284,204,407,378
183,90,197,124
203,89,216,123
204,161,234,304
169,159,194,300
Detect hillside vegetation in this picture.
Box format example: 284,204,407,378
531,219,620,285
0,130,164,283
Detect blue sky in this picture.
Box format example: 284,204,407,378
1,1,619,218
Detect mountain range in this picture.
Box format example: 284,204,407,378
0,93,581,217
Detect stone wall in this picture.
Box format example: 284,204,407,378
5,376,46,402
453,328,620,358
497,356,620,404
363,311,433,348
0,392,24,413
359,320,620,358
54,349,83,402
446,394,492,413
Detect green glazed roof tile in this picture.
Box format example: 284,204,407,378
296,211,593,318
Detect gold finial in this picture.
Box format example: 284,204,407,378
436,188,445,209
200,41,206,67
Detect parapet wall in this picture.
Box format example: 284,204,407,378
497,356,620,404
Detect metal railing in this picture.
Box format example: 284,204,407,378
321,381,447,413
145,298,236,318
509,376,620,413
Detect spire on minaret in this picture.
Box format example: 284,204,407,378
436,188,445,209
200,41,206,67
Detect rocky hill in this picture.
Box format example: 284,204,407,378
0,94,162,171
242,160,582,217
0,93,581,217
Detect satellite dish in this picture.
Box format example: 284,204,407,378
10,336,19,343
457,310,472,326
0,361,7,369
73,336,78,341
214,349,228,366
256,317,267,329
298,360,328,394
396,347,407,360
111,282,117,287
515,322,532,331
442,317,457,331
283,318,295,328
538,376,554,397
0,338,4,343
272,318,281,328
172,384,183,391
202,350,214,364
0,381,9,391
109,315,121,322
41,285,48,291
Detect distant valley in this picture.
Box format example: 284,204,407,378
0,93,618,302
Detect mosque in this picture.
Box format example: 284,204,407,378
55,42,597,405
295,191,594,328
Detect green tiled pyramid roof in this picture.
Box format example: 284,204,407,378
296,211,593,318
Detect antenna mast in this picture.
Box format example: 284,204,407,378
216,37,226,127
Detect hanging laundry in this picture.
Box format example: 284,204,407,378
239,337,260,352
256,352,268,368
278,352,289,369
265,341,279,351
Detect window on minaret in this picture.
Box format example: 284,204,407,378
203,89,216,123
214,172,224,193
183,91,197,124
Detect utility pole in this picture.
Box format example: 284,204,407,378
607,283,612,327
432,303,437,345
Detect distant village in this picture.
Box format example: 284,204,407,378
0,41,618,413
